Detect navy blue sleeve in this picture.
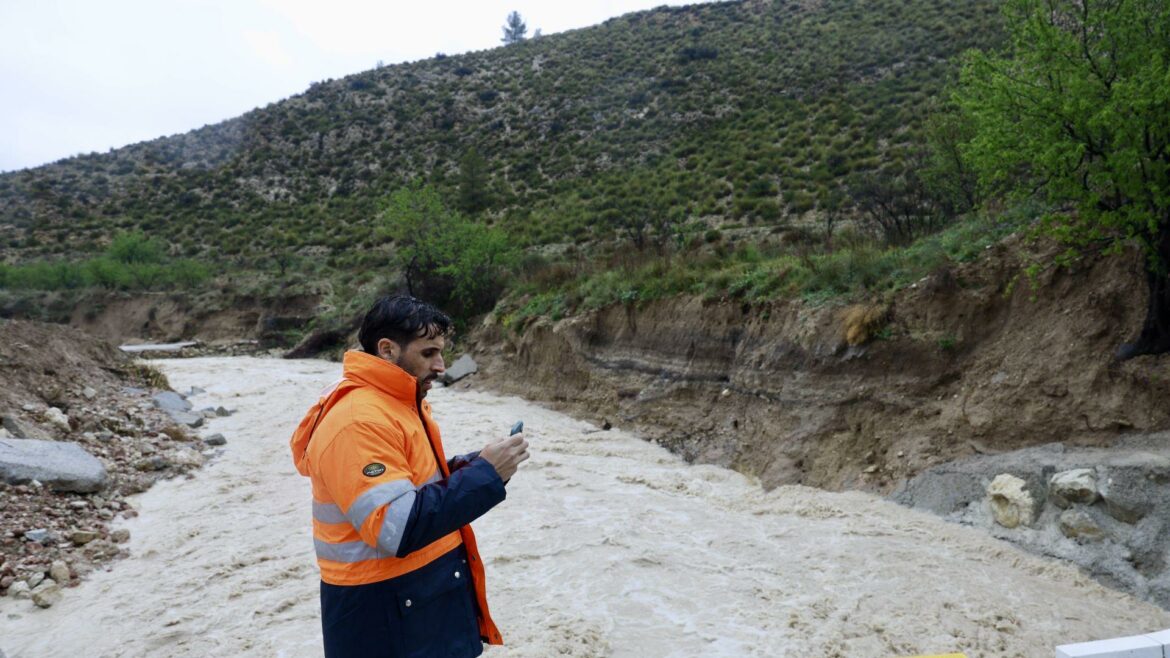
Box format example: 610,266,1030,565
395,457,506,558
446,450,481,473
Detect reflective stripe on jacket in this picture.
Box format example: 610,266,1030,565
290,350,504,645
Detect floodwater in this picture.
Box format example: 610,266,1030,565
1,356,1166,657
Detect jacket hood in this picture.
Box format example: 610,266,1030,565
289,351,421,476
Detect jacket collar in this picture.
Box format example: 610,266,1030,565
342,350,419,405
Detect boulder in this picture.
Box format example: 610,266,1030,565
215,406,232,417
81,386,97,400
44,407,70,431
0,439,106,493
49,560,70,583
1059,508,1106,541
1,415,48,440
69,530,98,546
168,448,205,467
26,573,44,589
31,581,61,608
151,391,192,413
111,529,130,543
24,529,52,544
165,410,204,428
203,433,227,446
987,473,1038,528
8,580,30,599
440,355,478,385
1049,468,1098,508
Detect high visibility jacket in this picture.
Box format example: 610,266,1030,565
290,350,504,645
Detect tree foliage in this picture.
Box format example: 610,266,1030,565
380,184,517,320
501,11,527,45
955,0,1170,356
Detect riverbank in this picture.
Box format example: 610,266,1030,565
2,355,1167,657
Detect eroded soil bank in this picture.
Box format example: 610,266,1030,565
1,356,1167,657
470,243,1170,495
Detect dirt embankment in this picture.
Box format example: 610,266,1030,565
0,288,323,348
0,320,211,604
469,240,1170,494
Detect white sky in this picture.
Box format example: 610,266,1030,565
0,0,710,173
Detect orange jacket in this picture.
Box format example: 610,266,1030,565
290,350,503,645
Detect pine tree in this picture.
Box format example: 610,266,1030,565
501,11,527,45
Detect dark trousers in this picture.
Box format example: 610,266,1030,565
320,547,483,658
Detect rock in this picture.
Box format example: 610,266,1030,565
31,582,61,608
0,438,108,492
1098,463,1161,524
151,391,192,413
26,573,44,589
44,407,71,431
169,447,205,467
1,415,44,440
1050,468,1098,508
81,386,97,400
440,354,478,385
110,529,130,543
23,529,52,544
601,418,612,431
49,560,70,583
987,474,1037,529
200,407,217,418
8,580,30,599
203,433,227,446
165,410,204,428
215,406,232,417
1059,508,1106,541
1,575,14,589
0,427,10,439
70,530,99,546
134,455,169,472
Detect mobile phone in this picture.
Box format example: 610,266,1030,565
510,421,524,436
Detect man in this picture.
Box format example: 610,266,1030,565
290,295,529,657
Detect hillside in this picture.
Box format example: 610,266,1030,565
0,0,1001,270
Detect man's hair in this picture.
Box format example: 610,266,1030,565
358,295,453,354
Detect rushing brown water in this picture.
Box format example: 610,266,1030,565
1,356,1165,657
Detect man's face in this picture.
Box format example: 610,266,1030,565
379,333,446,397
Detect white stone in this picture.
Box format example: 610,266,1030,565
987,473,1036,529
49,560,70,583
25,572,44,589
44,407,70,431
1055,633,1162,657
82,386,97,400
1050,468,1099,508
8,580,31,599
169,448,205,467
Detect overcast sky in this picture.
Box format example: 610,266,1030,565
0,0,712,173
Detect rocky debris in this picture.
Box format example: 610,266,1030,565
1050,468,1098,508
987,474,1038,528
0,439,107,493
165,410,204,428
203,433,227,446
892,434,1170,608
440,355,478,385
0,320,219,605
215,406,233,417
111,529,130,543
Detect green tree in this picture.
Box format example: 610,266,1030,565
501,11,527,45
457,147,490,215
106,230,166,264
380,183,517,320
956,0,1170,358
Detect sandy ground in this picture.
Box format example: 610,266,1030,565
1,356,1166,658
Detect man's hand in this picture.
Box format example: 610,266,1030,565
480,433,530,482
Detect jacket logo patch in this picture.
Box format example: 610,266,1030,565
362,463,386,477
